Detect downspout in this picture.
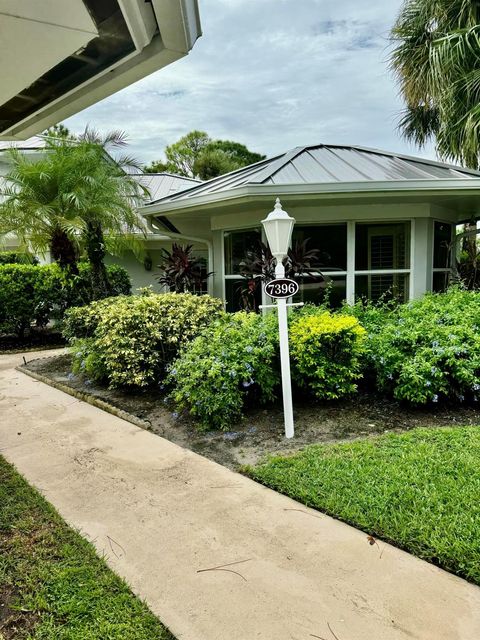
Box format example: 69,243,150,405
146,218,214,296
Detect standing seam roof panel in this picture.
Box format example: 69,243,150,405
145,143,480,205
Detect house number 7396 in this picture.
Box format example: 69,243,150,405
264,278,299,299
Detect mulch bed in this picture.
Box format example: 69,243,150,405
0,331,66,353
20,353,480,470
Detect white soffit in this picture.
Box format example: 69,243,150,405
0,0,201,140
0,0,98,105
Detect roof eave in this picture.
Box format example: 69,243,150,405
140,179,480,217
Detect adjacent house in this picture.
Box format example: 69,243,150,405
0,136,203,291
141,143,480,310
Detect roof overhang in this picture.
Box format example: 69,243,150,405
0,0,201,140
140,180,480,222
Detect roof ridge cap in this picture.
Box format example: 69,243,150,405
247,145,310,184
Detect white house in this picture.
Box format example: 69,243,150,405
4,140,480,306
140,143,480,310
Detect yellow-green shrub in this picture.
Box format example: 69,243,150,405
69,293,224,388
290,311,366,399
62,297,117,340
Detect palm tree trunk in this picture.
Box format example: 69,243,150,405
85,220,110,299
50,226,78,274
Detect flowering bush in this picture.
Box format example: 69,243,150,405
168,312,279,430
289,310,366,399
366,288,480,404
69,293,223,388
71,337,108,381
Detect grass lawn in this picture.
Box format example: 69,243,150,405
246,426,480,585
0,456,174,640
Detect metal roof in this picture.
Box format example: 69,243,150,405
0,135,47,151
0,163,200,205
132,173,202,203
148,143,480,205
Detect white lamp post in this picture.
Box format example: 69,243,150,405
262,198,296,438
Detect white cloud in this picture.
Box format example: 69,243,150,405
63,0,436,165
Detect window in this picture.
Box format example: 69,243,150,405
433,222,452,269
222,221,415,311
290,224,347,308
292,224,347,272
224,228,262,312
355,274,409,303
354,222,410,302
224,229,261,275
356,223,409,271
432,221,452,292
293,274,346,307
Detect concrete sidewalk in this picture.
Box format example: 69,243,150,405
1,350,480,640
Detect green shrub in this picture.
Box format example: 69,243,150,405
64,262,131,307
168,312,280,430
106,264,132,296
0,260,131,339
367,288,480,404
0,251,38,265
70,293,223,388
289,310,366,399
341,297,397,336
0,264,63,337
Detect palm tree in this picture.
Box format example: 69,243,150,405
72,128,147,298
0,129,147,297
390,0,480,169
0,145,83,272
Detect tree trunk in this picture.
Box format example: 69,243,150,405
50,226,78,274
85,220,110,299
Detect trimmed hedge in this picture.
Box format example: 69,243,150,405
0,264,63,337
0,251,38,265
0,262,131,338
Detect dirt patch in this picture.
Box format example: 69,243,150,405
0,584,39,640
22,353,480,470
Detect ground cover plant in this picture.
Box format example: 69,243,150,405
0,455,174,640
67,292,223,388
246,426,480,585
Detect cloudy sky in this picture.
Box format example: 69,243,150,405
64,0,435,165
